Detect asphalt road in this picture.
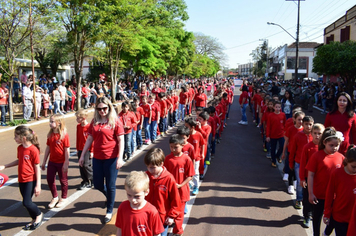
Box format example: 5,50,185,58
0,90,331,236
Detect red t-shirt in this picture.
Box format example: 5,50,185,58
252,94,262,110
139,91,150,103
173,95,179,110
208,116,217,137
158,100,167,118
165,98,173,112
182,142,195,162
299,142,318,181
324,167,356,222
196,124,211,155
81,87,89,98
0,87,8,105
141,104,151,118
151,87,162,97
17,145,40,183
289,131,312,168
150,102,160,121
164,153,195,202
46,133,70,163
188,88,195,100
194,93,207,107
187,131,206,161
285,125,303,152
88,118,124,160
324,111,356,155
239,91,248,105
135,107,144,126
76,123,93,152
306,150,344,199
115,200,164,235
119,111,137,134
266,112,286,139
179,92,188,105
347,196,356,236
145,167,181,223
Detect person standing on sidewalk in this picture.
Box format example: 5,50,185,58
0,81,9,126
23,81,33,121
238,85,249,125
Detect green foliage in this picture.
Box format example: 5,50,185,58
7,119,27,127
313,41,356,93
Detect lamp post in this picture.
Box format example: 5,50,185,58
267,21,299,83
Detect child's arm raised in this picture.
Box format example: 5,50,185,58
0,159,19,170
41,145,50,171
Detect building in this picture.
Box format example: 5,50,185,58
238,63,253,77
324,5,356,44
269,42,321,81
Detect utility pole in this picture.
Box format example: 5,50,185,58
295,0,301,83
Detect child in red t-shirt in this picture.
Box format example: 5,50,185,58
185,117,205,194
144,148,181,236
157,92,168,136
164,135,194,235
306,127,345,236
115,171,164,236
299,123,325,228
172,90,179,125
148,94,160,143
289,116,314,211
196,111,212,172
208,106,220,158
178,86,189,121
118,101,137,161
76,109,93,190
133,97,144,149
261,99,274,158
324,145,356,235
266,101,286,167
42,114,70,209
0,125,43,230
177,126,196,163
141,95,152,144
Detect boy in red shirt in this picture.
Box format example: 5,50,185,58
289,116,314,210
239,88,249,125
266,101,286,167
196,111,212,171
177,126,196,163
144,148,181,236
172,90,179,125
148,94,160,143
141,96,152,144
157,92,167,136
208,106,220,158
185,117,205,192
133,97,144,149
75,109,93,190
118,101,137,161
115,171,164,236
164,135,194,235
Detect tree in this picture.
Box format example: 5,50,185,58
313,41,356,94
250,41,269,77
55,0,100,109
0,0,51,121
194,32,226,66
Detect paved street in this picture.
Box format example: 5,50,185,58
0,91,332,236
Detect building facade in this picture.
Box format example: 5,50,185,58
238,63,253,77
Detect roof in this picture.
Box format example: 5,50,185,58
287,42,321,48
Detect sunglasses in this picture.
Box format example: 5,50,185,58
96,107,108,112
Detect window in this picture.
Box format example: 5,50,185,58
326,34,334,44
299,58,308,70
340,26,350,43
287,57,295,69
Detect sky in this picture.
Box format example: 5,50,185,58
183,0,355,68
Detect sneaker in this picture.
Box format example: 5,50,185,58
147,140,151,145
103,213,112,224
192,186,199,195
242,121,248,125
199,174,204,180
303,217,310,228
271,162,277,168
189,182,194,190
288,185,295,194
293,180,297,190
294,200,302,209
205,160,210,165
277,158,282,163
263,148,267,152
56,198,67,208
238,120,243,124
77,181,89,190
48,197,59,209
283,174,289,182
266,153,271,159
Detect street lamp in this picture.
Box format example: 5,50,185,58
267,21,299,82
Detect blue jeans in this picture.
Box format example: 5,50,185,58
143,117,151,141
92,158,118,214
54,100,63,115
322,99,327,113
211,133,218,154
241,103,248,122
178,104,185,121
294,162,303,201
173,110,177,124
0,105,6,123
136,125,143,147
283,151,290,174
150,120,158,141
124,132,132,157
270,137,284,164
227,104,231,118
206,133,212,162
131,129,137,153
186,104,190,115
159,117,167,133
161,225,169,236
